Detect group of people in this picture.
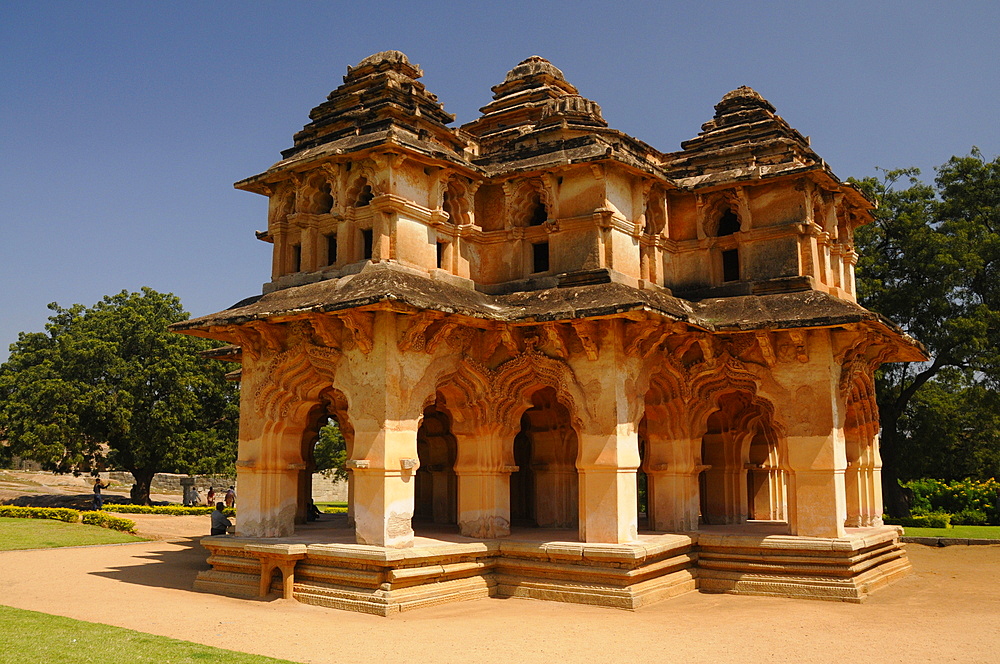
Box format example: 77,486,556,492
205,485,236,508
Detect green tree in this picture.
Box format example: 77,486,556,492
854,150,1000,515
313,419,347,482
0,288,239,504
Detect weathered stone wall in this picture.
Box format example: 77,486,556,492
106,471,347,502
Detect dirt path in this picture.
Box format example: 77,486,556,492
1,529,997,664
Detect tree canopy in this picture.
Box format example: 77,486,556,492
854,149,1000,514
0,288,239,504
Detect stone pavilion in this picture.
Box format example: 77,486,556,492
172,51,926,614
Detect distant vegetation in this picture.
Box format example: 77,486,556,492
854,150,1000,516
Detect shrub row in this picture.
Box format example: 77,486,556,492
884,512,952,529
904,478,1000,526
0,506,81,522
102,504,236,517
81,511,137,534
0,506,137,533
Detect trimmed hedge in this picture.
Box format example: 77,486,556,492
0,506,137,534
885,512,952,528
81,512,137,534
102,505,235,517
0,506,80,523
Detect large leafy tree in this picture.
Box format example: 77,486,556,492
854,150,1000,515
0,288,239,504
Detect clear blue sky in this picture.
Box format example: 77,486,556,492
1,1,997,361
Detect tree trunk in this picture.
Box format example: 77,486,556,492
129,468,156,505
879,413,911,518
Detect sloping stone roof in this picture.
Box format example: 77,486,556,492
171,264,923,362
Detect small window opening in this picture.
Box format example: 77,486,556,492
718,209,740,236
442,190,455,222
722,249,740,282
532,242,550,273
436,241,448,269
326,234,337,266
356,185,374,207
361,229,373,260
528,197,548,226
291,244,302,273
317,182,334,214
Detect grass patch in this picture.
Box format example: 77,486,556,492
903,525,1000,539
314,502,348,513
0,517,144,550
0,605,301,663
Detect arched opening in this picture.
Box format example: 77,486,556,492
844,382,880,527
717,209,740,236
698,391,785,526
442,180,470,225
746,427,786,521
509,387,579,530
414,399,458,526
357,185,374,207
315,180,334,214
641,196,666,284
637,417,649,530
299,390,354,526
713,207,741,284
527,191,548,226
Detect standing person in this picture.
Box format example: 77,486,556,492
92,477,106,511
210,502,231,535
206,486,216,507
224,485,236,508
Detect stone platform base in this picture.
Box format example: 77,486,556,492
195,524,907,615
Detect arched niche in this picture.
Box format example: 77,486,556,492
414,397,458,526
509,386,579,529
297,388,354,526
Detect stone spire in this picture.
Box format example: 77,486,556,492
462,56,606,154
666,86,822,184
281,50,466,162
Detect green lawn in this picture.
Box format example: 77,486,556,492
314,501,348,513
903,525,1000,539
0,517,144,550
0,605,301,664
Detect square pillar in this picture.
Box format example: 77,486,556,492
350,423,419,548
773,331,849,539
570,320,642,544
454,422,517,539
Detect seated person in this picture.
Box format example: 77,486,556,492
307,499,322,522
210,502,231,535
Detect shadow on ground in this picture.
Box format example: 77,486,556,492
87,537,224,593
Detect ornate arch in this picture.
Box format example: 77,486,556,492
345,166,384,208
508,178,551,227
442,176,473,226
253,345,343,421
701,191,744,238
301,170,335,214
688,354,782,439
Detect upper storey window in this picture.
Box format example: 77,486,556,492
717,209,740,236
527,191,548,226
713,207,741,283
356,184,374,207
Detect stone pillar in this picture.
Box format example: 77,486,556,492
773,330,848,539
644,422,702,532
180,476,197,507
572,321,641,544
453,420,517,539
233,400,307,538
344,310,425,548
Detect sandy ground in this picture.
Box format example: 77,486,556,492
2,472,999,663
0,521,997,664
